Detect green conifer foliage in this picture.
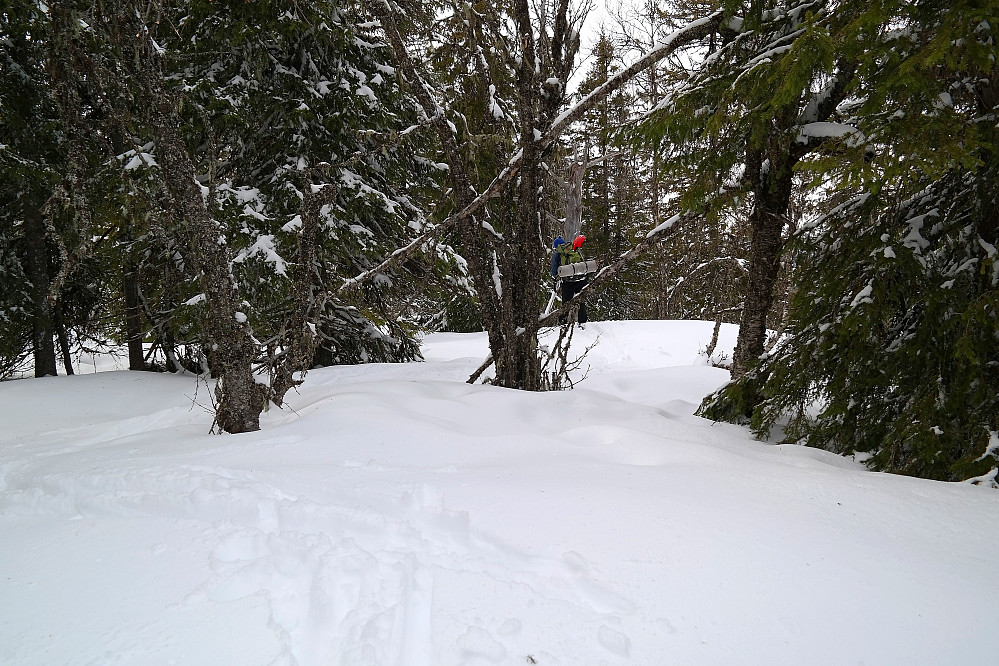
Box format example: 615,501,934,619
3,0,461,382
0,1,112,377
723,0,999,480
571,34,648,321
155,0,452,366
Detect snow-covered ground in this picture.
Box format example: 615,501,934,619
2,320,997,665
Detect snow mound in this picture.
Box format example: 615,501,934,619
2,320,998,665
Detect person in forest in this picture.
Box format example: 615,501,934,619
551,235,588,325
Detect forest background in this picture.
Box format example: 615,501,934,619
1,0,996,483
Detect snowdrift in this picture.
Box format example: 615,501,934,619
2,320,997,665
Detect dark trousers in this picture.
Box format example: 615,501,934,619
560,278,588,325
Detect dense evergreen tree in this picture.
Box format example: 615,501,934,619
375,0,587,389
0,1,114,378
1,1,457,431
742,0,999,480
5,0,991,480
571,34,648,321
156,0,447,370
639,0,859,393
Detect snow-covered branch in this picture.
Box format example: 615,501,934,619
343,10,724,291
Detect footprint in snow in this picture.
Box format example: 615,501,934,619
457,626,507,663
598,624,631,657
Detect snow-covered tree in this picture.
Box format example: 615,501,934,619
630,0,864,421
3,0,458,431
157,0,448,370
374,0,723,389
0,1,111,379
568,34,649,320
744,0,999,480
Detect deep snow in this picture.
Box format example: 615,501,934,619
2,320,998,665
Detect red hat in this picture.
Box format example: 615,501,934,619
572,235,585,249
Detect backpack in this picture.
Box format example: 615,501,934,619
556,243,583,267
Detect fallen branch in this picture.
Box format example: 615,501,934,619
466,352,495,384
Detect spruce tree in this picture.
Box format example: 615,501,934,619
748,0,999,481
3,1,455,430
571,34,647,320
635,0,863,414
0,1,112,379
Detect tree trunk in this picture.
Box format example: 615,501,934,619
729,66,856,388
53,303,74,375
136,41,264,432
124,268,146,371
491,0,544,391
975,73,998,290
564,147,585,240
156,116,264,431
268,178,335,407
23,209,58,377
731,148,794,379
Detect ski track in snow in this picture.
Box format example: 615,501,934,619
6,322,999,665
1,427,636,665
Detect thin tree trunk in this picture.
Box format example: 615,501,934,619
132,28,264,432
373,1,508,381
24,209,58,377
53,303,74,375
564,147,585,240
163,328,179,373
268,178,336,407
491,0,544,391
975,73,998,291
124,268,146,371
154,111,264,431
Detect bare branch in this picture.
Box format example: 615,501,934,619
467,211,696,382
467,352,495,384
539,212,695,328
343,9,723,291
338,160,520,293
541,11,724,149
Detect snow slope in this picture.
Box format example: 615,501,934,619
2,320,997,665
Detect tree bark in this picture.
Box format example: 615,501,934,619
268,178,336,407
563,146,585,240
124,268,146,371
490,0,544,390
53,303,74,375
729,63,857,383
132,30,264,432
23,209,58,377
974,72,998,290
730,147,795,379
